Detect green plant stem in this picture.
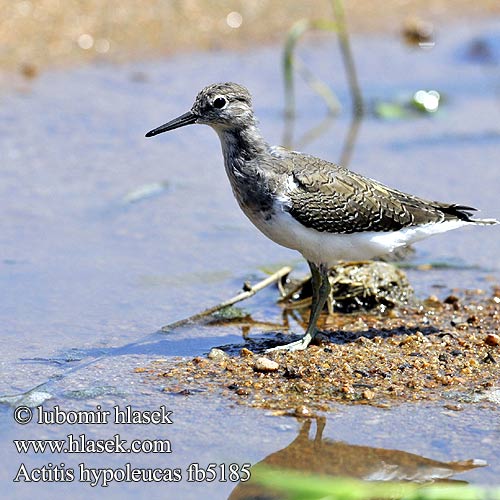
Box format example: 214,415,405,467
283,18,338,118
331,0,364,117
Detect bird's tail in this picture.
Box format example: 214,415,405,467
443,204,498,225
472,218,499,225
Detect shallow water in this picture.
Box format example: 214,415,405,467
1,19,499,499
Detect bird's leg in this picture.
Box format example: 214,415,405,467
267,262,331,352
303,262,328,342
308,260,321,319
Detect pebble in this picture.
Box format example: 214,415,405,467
207,348,228,361
283,364,302,379
484,334,500,347
293,405,313,417
424,295,442,308
356,336,371,345
444,403,463,411
450,317,468,329
444,295,461,310
444,295,460,305
314,332,330,344
362,389,375,400
254,357,279,373
20,62,38,79
482,352,496,364
402,17,434,46
386,308,399,318
152,290,500,411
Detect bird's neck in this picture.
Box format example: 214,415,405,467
214,122,276,217
215,122,269,169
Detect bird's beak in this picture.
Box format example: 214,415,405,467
145,111,197,137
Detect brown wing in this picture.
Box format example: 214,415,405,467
285,157,476,234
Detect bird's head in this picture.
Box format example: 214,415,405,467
145,82,254,137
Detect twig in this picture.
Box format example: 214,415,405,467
159,266,293,333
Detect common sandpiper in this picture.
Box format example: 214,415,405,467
146,82,497,352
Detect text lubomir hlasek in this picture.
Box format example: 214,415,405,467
36,405,174,425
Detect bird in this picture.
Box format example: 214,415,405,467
145,82,497,352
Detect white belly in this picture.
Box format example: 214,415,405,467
245,207,471,267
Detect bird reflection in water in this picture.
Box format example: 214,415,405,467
228,417,485,500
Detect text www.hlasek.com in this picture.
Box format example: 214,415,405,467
14,434,172,454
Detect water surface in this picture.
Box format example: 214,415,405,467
1,19,499,499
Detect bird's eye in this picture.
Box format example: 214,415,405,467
213,96,227,109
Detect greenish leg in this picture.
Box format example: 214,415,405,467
303,263,330,341
308,260,321,319
268,262,331,352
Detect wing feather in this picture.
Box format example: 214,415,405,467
282,156,475,234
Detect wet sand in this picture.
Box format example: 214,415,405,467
148,288,500,411
1,0,500,75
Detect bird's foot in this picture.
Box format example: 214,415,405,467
266,332,314,353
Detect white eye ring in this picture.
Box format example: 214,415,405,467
213,96,227,109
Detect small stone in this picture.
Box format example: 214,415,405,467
351,318,368,330
482,352,496,364
313,332,329,344
236,388,250,396
484,334,500,346
283,364,302,379
293,405,313,417
240,347,253,357
376,402,391,409
225,362,236,372
424,295,441,308
362,389,375,400
467,315,479,324
386,308,399,318
444,403,463,411
254,357,279,373
20,62,38,79
444,295,460,305
207,348,228,361
402,17,434,46
450,317,468,329
355,336,371,345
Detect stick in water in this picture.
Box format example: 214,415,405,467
159,266,292,332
